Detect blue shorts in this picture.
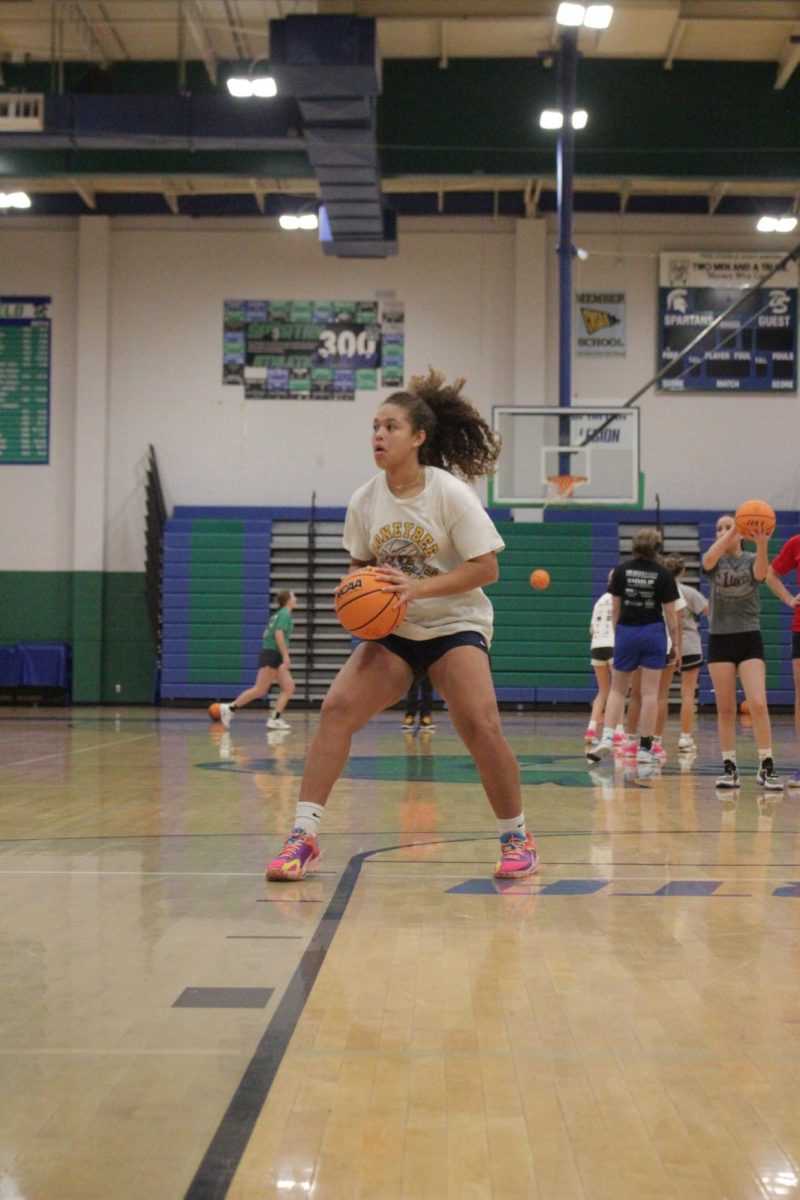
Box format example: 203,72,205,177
613,623,667,672
377,630,489,675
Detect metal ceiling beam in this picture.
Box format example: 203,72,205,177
71,176,96,208
708,180,727,213
663,17,686,70
775,31,800,89
183,1,219,85
3,171,800,204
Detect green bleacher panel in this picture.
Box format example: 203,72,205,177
491,521,594,699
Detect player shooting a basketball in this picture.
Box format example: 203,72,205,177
703,511,782,791
265,368,540,883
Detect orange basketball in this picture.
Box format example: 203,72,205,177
740,699,750,716
735,499,776,539
530,569,551,590
334,567,408,639
208,702,221,721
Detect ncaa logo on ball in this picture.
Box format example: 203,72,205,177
338,578,364,597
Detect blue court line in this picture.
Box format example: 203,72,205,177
182,834,485,1200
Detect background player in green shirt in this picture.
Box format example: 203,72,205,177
219,589,297,731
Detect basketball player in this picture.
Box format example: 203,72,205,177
665,554,708,753
402,671,436,731
703,515,782,789
586,573,620,745
218,589,297,731
766,533,800,788
265,369,539,882
586,528,680,768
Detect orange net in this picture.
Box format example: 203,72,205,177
546,474,588,499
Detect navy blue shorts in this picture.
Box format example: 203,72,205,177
377,630,489,675
258,648,283,669
613,623,667,672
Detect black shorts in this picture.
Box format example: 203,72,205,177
378,630,489,675
707,631,764,666
590,646,613,664
258,648,283,669
680,653,703,672
792,632,800,659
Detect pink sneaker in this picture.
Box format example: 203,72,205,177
584,727,597,743
621,739,638,757
612,731,626,746
493,832,540,879
266,829,321,881
651,740,666,760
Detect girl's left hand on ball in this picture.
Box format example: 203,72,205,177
372,565,419,604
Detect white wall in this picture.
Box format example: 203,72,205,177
2,210,799,573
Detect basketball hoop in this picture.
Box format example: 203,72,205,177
546,474,588,500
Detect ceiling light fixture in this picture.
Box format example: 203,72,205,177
539,109,588,130
226,55,277,99
556,4,614,29
757,215,798,233
279,210,319,232
0,191,31,209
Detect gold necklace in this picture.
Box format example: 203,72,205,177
389,469,424,494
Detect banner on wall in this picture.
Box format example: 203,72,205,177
658,252,797,392
0,296,51,465
222,297,404,400
575,292,625,356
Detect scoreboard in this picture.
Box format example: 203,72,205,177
0,296,51,465
658,253,797,393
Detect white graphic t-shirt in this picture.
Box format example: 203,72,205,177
343,465,505,643
590,592,614,649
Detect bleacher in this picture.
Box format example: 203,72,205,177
159,504,798,708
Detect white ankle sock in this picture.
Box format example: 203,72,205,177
294,802,324,837
498,813,526,838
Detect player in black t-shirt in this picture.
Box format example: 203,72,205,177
587,528,679,767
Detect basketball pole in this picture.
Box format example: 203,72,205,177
580,238,800,450
555,26,578,479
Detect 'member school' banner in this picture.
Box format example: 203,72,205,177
658,252,797,393
575,292,626,356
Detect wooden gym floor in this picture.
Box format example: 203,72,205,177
1,705,800,1200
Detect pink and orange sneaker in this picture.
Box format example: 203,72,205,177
621,739,638,758
265,829,321,882
493,831,540,880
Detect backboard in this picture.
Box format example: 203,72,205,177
489,405,641,507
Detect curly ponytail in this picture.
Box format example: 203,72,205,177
385,368,500,482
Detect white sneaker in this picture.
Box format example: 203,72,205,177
267,715,291,731
756,758,783,791
219,703,233,730
677,734,696,753
586,737,613,763
636,747,655,764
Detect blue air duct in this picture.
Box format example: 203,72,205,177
270,16,397,258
